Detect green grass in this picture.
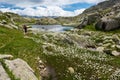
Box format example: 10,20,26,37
40,45,120,80
0,26,42,79
83,25,96,31
38,30,120,79
0,25,120,80
83,24,120,34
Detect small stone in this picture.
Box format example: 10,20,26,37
40,68,50,78
104,36,112,40
82,32,91,36
111,45,116,48
97,43,103,46
112,51,120,56
1,20,7,24
39,65,45,69
96,47,104,52
40,66,56,80
0,54,13,59
103,43,111,47
39,60,43,64
112,35,120,44
116,45,120,49
68,67,75,74
39,60,45,69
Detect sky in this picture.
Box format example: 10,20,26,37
0,0,105,17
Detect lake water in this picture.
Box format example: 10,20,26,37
31,25,73,32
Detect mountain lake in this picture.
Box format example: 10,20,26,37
31,25,74,32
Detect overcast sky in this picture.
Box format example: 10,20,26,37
0,0,105,17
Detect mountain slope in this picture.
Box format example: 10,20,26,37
83,0,120,14
0,12,36,29
76,0,120,31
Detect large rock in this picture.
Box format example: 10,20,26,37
77,17,88,29
5,58,38,80
77,13,101,29
95,17,120,31
0,63,10,80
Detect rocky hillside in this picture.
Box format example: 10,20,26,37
0,12,36,29
46,0,120,29
54,17,79,26
36,17,59,25
77,0,120,31
83,0,120,14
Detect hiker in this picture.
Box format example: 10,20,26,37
23,25,27,34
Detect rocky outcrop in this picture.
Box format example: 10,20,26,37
76,0,120,31
83,0,120,14
0,12,19,29
0,63,10,80
0,54,38,80
38,59,57,80
0,12,36,29
5,58,38,80
77,17,88,29
95,17,120,31
77,13,101,29
36,18,59,25
96,1,120,31
0,23,18,29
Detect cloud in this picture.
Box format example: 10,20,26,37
74,9,86,15
0,0,105,17
0,6,85,17
0,0,105,8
